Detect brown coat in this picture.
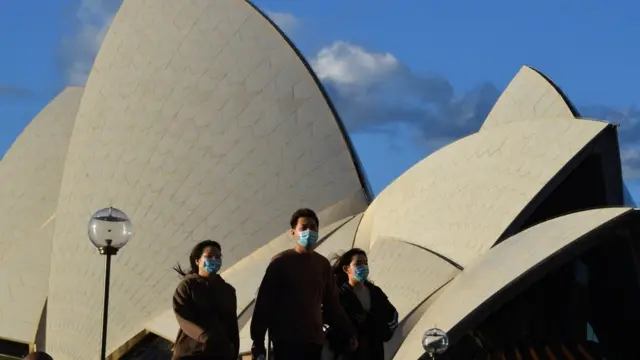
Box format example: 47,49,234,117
172,273,239,360
251,249,356,345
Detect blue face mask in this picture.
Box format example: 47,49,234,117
353,265,369,283
297,230,319,249
203,258,222,274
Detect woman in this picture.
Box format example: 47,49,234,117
324,248,399,360
172,240,239,360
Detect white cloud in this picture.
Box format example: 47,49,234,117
61,0,122,85
266,11,301,33
313,41,399,86
310,41,499,141
311,41,640,180
581,105,640,179
622,147,640,180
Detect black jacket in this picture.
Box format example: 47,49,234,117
324,281,398,360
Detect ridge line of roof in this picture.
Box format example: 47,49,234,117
245,0,373,202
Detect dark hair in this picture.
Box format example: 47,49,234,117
289,208,319,229
331,248,367,285
174,240,221,277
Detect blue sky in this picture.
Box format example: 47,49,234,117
0,0,639,202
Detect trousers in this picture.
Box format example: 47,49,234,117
173,355,234,360
273,341,323,360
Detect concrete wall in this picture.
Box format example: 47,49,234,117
354,119,608,266
0,87,83,345
393,208,633,359
481,66,576,130
44,1,367,358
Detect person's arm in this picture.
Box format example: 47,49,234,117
230,287,240,359
322,263,356,338
322,292,352,353
250,259,279,345
372,286,399,342
173,279,209,343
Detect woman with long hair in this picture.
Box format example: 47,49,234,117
172,240,239,360
323,248,398,360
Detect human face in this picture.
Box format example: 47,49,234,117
196,246,223,276
291,217,319,251
344,253,368,284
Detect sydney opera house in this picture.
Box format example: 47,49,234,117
0,0,639,359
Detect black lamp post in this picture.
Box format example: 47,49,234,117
88,207,133,360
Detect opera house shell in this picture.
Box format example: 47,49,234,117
0,0,638,359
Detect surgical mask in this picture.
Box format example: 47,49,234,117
353,265,369,283
297,230,319,249
203,258,222,274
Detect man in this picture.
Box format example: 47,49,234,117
251,208,357,360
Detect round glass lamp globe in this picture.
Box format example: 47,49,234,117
88,207,133,250
422,328,449,355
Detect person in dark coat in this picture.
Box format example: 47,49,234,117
172,240,239,360
324,248,399,360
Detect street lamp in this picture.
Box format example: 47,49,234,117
420,328,449,359
88,207,133,360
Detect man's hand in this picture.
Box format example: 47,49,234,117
348,336,359,351
251,341,266,360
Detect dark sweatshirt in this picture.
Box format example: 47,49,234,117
172,273,239,360
250,249,356,345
